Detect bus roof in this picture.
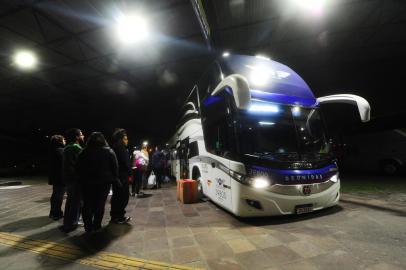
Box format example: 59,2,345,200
219,54,317,107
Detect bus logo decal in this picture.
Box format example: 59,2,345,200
302,185,312,196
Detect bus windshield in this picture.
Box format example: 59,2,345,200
238,103,331,162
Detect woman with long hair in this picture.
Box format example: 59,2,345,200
76,132,119,233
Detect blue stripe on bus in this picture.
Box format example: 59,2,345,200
251,163,337,175
203,96,224,106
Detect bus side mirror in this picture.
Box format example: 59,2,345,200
317,94,371,122
212,74,251,109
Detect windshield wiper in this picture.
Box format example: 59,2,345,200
245,152,300,161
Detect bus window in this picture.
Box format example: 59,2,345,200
189,141,199,158
201,94,234,158
198,63,222,102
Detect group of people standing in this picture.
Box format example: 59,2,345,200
48,128,166,234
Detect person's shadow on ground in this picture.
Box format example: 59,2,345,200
0,215,132,268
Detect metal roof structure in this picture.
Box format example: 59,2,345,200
0,0,405,139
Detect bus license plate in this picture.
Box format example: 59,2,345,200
295,204,313,215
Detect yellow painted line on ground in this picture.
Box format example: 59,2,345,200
0,232,204,270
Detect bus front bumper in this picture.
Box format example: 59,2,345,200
233,180,340,217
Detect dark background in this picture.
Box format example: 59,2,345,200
0,0,405,174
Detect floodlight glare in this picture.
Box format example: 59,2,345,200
293,0,327,17
222,51,230,57
255,54,271,61
117,15,148,44
250,67,271,86
14,50,37,70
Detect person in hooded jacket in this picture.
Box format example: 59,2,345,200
48,134,66,220
76,132,120,233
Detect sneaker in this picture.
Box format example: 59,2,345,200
77,220,84,227
113,216,131,224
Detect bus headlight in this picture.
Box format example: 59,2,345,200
252,177,270,189
330,174,339,183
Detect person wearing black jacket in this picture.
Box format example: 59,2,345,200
60,128,84,233
151,146,165,189
110,129,131,224
48,134,66,220
77,132,120,233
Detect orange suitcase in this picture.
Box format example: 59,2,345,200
177,179,198,204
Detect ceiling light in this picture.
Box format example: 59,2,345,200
13,50,37,70
292,0,328,17
116,15,149,44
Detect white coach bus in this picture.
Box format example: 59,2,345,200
168,54,370,217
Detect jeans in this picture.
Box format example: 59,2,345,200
82,183,110,232
153,168,163,188
50,185,65,217
131,169,142,194
63,182,82,229
110,177,129,220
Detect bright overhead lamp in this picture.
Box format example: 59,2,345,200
292,0,328,17
222,51,230,57
116,15,149,44
13,50,37,70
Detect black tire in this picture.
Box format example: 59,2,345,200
381,160,399,175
